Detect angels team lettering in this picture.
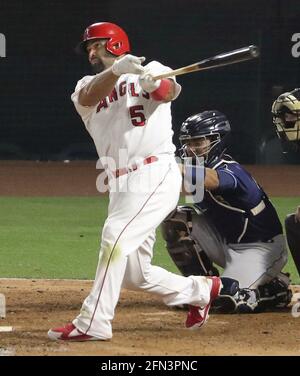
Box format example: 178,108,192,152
96,81,150,126
96,81,150,112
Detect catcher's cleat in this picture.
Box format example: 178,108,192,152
185,276,222,330
47,323,106,342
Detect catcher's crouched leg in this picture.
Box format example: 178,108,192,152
161,206,219,277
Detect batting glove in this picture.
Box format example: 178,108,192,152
139,72,161,93
112,54,145,76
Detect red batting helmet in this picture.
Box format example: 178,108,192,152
76,22,130,56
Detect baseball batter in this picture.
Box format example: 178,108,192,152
48,22,221,341
272,88,300,278
162,110,291,313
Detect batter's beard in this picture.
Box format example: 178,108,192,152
91,60,106,74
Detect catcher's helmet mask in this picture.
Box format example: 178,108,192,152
180,133,221,162
179,110,231,167
272,88,300,152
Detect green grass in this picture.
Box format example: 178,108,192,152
0,196,299,283
0,198,104,279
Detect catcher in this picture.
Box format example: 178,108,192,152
162,110,292,313
272,88,300,278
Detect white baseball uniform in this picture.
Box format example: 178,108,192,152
70,61,213,339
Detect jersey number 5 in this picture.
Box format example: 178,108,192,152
130,105,146,126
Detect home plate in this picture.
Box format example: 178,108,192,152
0,347,15,356
0,326,13,332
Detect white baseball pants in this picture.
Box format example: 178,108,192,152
73,156,212,339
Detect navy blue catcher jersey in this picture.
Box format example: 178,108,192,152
195,155,283,244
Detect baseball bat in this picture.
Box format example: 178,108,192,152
152,45,260,80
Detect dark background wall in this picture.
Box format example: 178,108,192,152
0,0,300,163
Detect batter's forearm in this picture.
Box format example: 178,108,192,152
161,80,176,102
78,68,119,106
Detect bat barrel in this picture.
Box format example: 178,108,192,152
197,45,260,70
152,45,260,80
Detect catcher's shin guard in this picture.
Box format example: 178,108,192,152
161,206,218,277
